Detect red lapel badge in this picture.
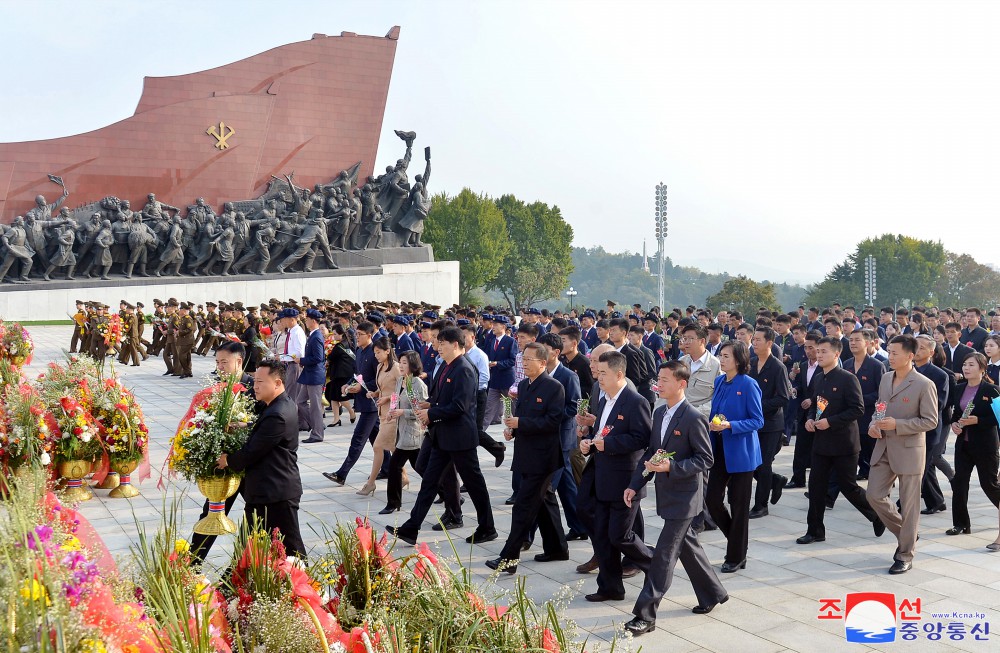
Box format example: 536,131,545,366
536,397,542,403
737,391,742,396
617,414,624,420
902,397,910,403
833,387,837,392
862,376,867,381
673,429,681,436
446,379,452,383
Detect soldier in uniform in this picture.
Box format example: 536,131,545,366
197,302,221,356
161,299,180,376
175,302,197,378
118,303,142,366
136,302,150,359
89,304,110,361
70,300,87,353
148,300,165,356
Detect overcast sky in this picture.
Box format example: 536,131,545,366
2,0,998,284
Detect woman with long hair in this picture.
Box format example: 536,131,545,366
325,323,357,426
984,334,1000,385
379,351,428,514
357,336,402,496
945,352,1000,537
705,341,764,573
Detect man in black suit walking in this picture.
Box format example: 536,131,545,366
578,351,652,602
622,361,728,636
796,337,885,544
387,326,496,545
487,342,568,572
749,326,789,518
217,359,306,558
944,322,974,381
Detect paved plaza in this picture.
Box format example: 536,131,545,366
23,325,1000,652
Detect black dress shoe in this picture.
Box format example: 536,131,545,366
504,495,516,505
459,485,468,493
566,530,588,541
720,559,746,573
825,498,836,510
888,559,912,574
796,533,826,544
378,506,399,515
433,495,445,504
432,517,464,531
323,472,346,486
749,505,769,519
520,541,531,551
692,595,729,614
466,530,498,544
533,550,570,562
946,526,972,536
485,557,517,574
857,474,868,481
623,618,655,635
873,519,886,537
920,504,946,515
385,525,417,546
621,565,640,579
784,480,805,489
161,371,173,376
585,592,625,602
771,476,786,504
301,436,323,443
576,555,599,573
492,446,505,467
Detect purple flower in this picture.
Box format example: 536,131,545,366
26,524,54,550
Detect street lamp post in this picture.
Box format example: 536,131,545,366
654,183,667,310
566,286,578,310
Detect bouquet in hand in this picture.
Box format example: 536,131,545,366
348,373,369,392
389,393,399,413
576,397,590,416
501,394,514,420
710,413,727,427
815,396,829,421
404,375,417,406
642,449,675,477
595,425,612,441
960,398,975,423
873,401,887,422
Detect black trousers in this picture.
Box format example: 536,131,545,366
857,420,877,477
399,445,494,538
807,452,878,538
386,448,420,510
335,411,387,478
499,469,566,560
592,497,647,596
753,429,784,507
476,388,503,454
791,424,814,485
705,444,754,565
190,482,244,564
243,498,306,559
631,518,727,622
415,435,461,520
951,436,1000,530
921,437,947,510
576,462,645,544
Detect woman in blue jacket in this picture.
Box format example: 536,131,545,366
706,341,765,573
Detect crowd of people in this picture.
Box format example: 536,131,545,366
71,297,1000,637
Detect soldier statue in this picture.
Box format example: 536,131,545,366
397,148,432,247
0,217,36,282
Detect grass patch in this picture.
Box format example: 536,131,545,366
17,320,73,326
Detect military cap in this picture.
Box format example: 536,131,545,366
305,308,324,320
206,301,217,308
610,311,622,318
494,315,510,325
368,311,384,324
480,313,493,321
606,300,616,307
582,310,597,319
422,310,438,320
136,302,144,309
234,302,244,310
528,307,541,316
168,297,178,304
278,307,300,319
167,299,179,307
124,302,135,310
391,315,409,326
153,299,163,306
75,299,84,305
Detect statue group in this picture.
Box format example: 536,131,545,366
0,131,431,283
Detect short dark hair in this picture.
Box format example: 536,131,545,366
681,324,707,340
658,359,691,382
608,317,630,332
258,358,287,379
823,316,841,327
517,322,540,338
791,323,806,334
717,341,750,375
754,326,775,343
216,340,245,360
561,326,581,342
707,323,723,334
628,325,644,336
889,334,918,355
945,322,962,332
400,350,423,376
775,314,792,324
437,326,465,346
431,319,450,333
356,321,375,335
852,328,876,343
550,317,568,330
537,332,562,352
595,319,610,330
816,336,843,353
597,350,627,375
805,330,823,343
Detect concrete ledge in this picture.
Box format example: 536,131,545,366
0,259,459,320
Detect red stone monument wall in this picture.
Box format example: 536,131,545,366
0,27,400,221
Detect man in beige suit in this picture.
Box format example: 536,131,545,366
679,324,721,418
867,334,939,574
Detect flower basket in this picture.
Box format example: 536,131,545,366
108,458,141,499
58,458,93,502
193,474,242,535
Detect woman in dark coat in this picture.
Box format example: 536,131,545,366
326,323,357,426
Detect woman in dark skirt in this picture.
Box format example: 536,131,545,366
326,323,357,426
239,313,260,373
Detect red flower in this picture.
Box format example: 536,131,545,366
542,627,560,652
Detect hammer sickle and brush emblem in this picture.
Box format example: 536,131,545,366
206,121,235,149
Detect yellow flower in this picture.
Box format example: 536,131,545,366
174,538,191,555
194,576,212,604
61,534,83,551
79,639,108,653
20,579,50,605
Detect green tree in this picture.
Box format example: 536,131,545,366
804,235,946,308
487,195,574,311
934,252,1000,309
705,276,779,316
423,189,511,304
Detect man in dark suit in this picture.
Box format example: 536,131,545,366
749,326,789,518
217,359,305,558
944,322,974,381
961,308,989,352
484,316,518,427
914,334,951,514
581,310,600,350
559,326,594,402
787,331,822,489
641,314,666,362
843,329,886,479
487,342,568,572
577,350,651,602
387,326,496,545
622,361,728,636
299,308,328,443
608,317,655,409
796,337,885,544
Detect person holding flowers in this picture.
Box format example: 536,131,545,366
705,340,764,573
380,351,428,514
622,360,727,636
355,336,401,495
217,359,305,558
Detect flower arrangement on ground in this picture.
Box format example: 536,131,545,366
0,382,55,474
0,317,34,368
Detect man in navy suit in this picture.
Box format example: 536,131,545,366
578,351,652,602
487,341,568,572
484,315,518,427
581,310,600,350
961,308,989,352
623,361,728,636
842,329,886,479
944,322,975,381
391,315,416,357
641,314,666,363
299,308,328,443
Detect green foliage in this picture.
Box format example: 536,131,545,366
804,234,947,308
423,189,511,304
486,195,575,311
705,276,780,316
935,252,1000,309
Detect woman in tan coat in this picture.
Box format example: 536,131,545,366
358,337,402,495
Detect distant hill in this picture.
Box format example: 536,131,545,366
481,246,808,312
